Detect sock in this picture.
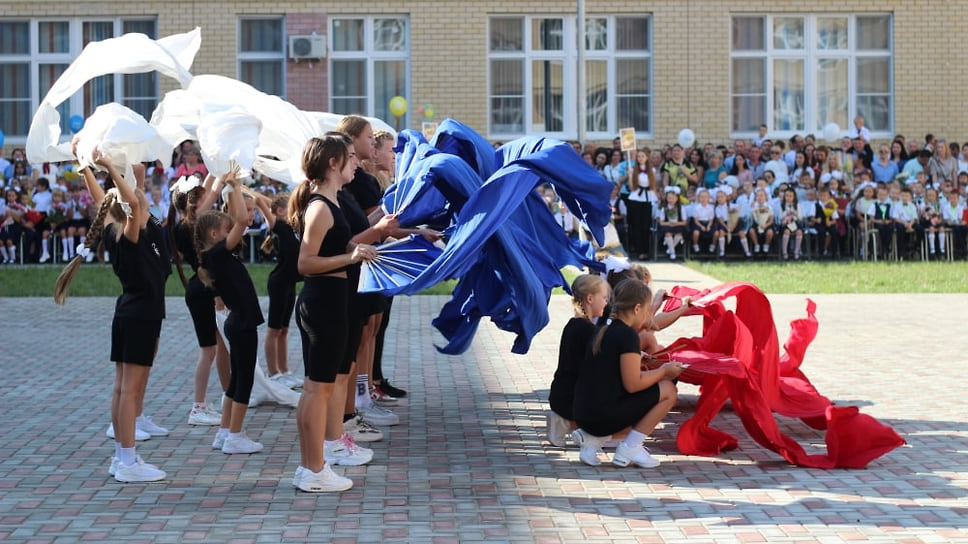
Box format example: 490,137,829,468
740,238,750,254
665,237,675,253
718,237,726,254
114,442,122,459
8,246,15,261
119,447,136,466
62,237,70,255
343,413,356,424
324,439,339,450
939,232,946,251
0,246,7,261
623,430,647,448
228,432,242,440
79,235,86,248
355,375,371,409
217,428,229,437
41,238,49,254
193,402,207,411
929,236,936,252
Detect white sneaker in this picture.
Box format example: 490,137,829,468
136,416,169,436
212,429,228,449
188,406,221,426
359,404,400,426
369,385,399,405
294,463,353,493
291,466,307,488
106,423,150,441
114,457,166,483
613,441,661,468
84,252,95,263
221,432,263,454
325,434,373,466
282,372,303,389
108,457,119,476
546,410,570,448
571,428,610,467
344,415,384,443
39,251,51,263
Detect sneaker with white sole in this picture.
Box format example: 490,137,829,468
291,466,307,488
369,385,399,405
343,415,383,443
358,404,399,426
106,423,151,441
294,463,353,493
613,441,661,468
212,429,228,449
571,428,611,467
188,406,221,426
136,416,169,436
325,434,373,466
378,380,407,399
108,457,119,476
281,372,303,389
114,457,166,483
221,432,263,454
546,410,570,448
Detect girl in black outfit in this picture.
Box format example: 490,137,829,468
56,150,170,483
195,169,265,455
257,192,302,387
290,136,377,492
169,174,229,427
546,274,610,447
571,280,684,469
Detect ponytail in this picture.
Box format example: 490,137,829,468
194,210,230,288
54,192,117,305
287,181,312,235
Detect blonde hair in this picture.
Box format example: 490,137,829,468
261,193,290,255
591,279,652,356
570,274,608,318
194,210,232,288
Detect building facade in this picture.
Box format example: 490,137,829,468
1,1,965,155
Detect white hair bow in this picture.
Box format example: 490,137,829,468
170,174,203,195
106,187,133,218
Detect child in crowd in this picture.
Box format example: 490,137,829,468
195,169,266,455
748,188,775,254
866,185,896,260
0,189,24,263
921,187,946,257
657,187,687,260
547,275,610,447
258,192,303,388
690,188,716,254
779,188,804,260
892,187,921,259
571,279,685,468
55,149,170,482
941,189,966,257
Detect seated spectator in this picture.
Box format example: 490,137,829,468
657,187,687,260
778,188,804,260
921,187,946,257
173,145,209,180
866,185,897,260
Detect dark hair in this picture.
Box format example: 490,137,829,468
168,184,206,288
287,136,349,234
334,115,370,139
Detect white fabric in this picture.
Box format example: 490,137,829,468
74,103,171,185
26,28,200,164
196,106,262,179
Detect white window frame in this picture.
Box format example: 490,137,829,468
237,16,287,99
328,16,410,122
487,14,652,141
730,14,893,140
0,17,158,142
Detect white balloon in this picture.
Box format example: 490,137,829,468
823,122,840,142
678,128,695,148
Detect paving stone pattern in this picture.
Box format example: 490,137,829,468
0,264,965,542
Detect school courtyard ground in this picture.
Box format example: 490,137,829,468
1,263,965,543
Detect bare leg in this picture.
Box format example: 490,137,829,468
327,372,351,441
297,379,334,473
214,332,230,391
277,327,290,374
264,327,282,376
116,364,151,448
194,345,216,404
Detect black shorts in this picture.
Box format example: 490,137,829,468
185,275,218,347
576,383,661,437
296,276,348,383
266,273,297,330
110,317,162,366
350,292,388,319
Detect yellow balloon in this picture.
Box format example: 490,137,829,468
424,107,434,119
389,96,408,117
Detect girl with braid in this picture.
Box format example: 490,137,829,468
55,147,170,483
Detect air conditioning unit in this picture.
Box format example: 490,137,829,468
289,34,326,60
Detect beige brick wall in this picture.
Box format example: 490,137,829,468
2,1,965,156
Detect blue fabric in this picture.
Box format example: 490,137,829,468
363,119,613,354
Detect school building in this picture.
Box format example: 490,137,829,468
1,1,965,154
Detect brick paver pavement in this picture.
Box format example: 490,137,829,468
1,263,966,543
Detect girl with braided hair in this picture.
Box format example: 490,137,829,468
55,147,170,483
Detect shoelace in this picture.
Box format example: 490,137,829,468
356,417,379,433
340,434,360,453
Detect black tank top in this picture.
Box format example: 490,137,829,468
308,193,351,274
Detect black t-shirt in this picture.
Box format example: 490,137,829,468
572,320,641,422
548,317,597,419
269,220,302,283
202,239,264,329
103,218,171,320
345,168,382,212
174,221,199,271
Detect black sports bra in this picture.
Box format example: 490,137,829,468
308,193,351,274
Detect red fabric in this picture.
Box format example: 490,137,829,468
660,282,905,469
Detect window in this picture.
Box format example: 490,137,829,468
329,16,409,126
488,15,651,140
730,14,893,138
238,17,285,98
0,18,158,140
